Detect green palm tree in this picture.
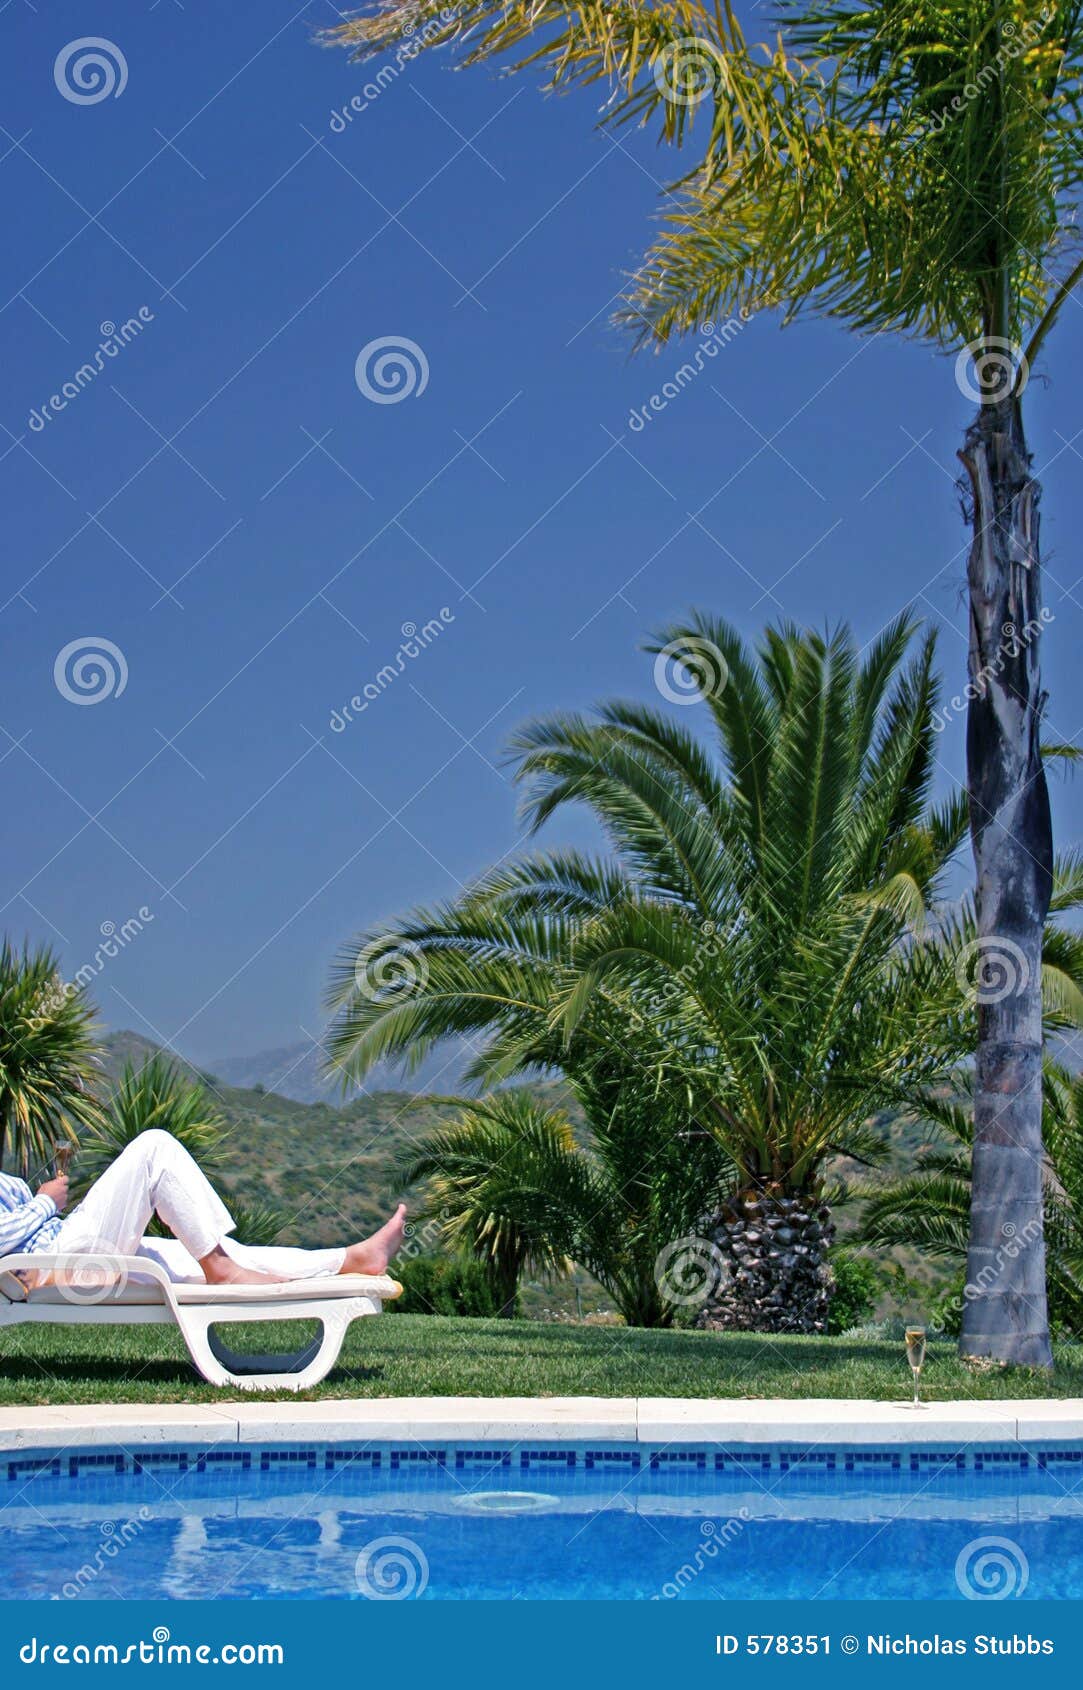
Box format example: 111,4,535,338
856,1058,1083,1339
401,1090,577,1319
324,0,1083,1363
329,615,1076,1331
0,941,104,1176
401,1083,726,1326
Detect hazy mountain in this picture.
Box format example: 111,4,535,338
97,1029,204,1087
95,1030,458,1245
205,1037,471,1105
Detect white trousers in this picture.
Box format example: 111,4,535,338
52,1129,345,1284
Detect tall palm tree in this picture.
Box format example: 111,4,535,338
329,615,1051,1332
324,1,1083,1363
857,1057,1083,1339
0,941,104,1175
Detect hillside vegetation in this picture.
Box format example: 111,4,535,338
99,1031,449,1246
93,1032,945,1321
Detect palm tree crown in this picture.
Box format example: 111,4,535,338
0,941,104,1176
332,615,960,1180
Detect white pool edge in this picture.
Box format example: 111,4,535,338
0,1396,1080,1453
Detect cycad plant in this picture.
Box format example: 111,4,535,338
0,941,104,1175
324,0,1083,1363
328,614,1052,1332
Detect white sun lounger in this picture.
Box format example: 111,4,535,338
0,1253,402,1392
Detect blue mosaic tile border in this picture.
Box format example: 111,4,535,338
4,1440,1083,1486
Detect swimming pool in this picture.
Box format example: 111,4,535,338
4,1441,1082,1601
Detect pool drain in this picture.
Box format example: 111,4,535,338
453,1490,559,1514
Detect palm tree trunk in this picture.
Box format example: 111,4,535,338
958,395,1053,1369
491,1254,520,1319
697,1193,835,1333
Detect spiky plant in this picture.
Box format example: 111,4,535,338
327,614,1079,1333
400,1090,577,1319
72,1057,227,1235
73,1056,292,1246
0,940,104,1176
322,0,1083,1363
400,1084,725,1325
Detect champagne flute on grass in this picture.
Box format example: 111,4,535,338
905,1325,928,1409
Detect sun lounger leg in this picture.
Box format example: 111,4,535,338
177,1302,371,1391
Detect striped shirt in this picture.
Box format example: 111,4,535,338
0,1173,62,1257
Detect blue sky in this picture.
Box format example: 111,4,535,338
2,1,1081,1068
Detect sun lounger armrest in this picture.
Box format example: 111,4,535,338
0,1252,174,1303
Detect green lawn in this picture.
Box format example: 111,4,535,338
1,1314,1080,1405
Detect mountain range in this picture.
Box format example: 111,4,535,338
97,1029,459,1248
204,1036,470,1105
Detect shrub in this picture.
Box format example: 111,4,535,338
392,1253,500,1318
222,1196,293,1248
928,1272,966,1338
826,1251,879,1335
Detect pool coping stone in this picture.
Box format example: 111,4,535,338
0,1397,1079,1453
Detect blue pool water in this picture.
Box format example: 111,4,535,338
3,1442,1082,1601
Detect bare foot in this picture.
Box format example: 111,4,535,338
341,1204,408,1276
199,1245,284,1286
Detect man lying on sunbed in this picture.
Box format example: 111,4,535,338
0,1129,407,1286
